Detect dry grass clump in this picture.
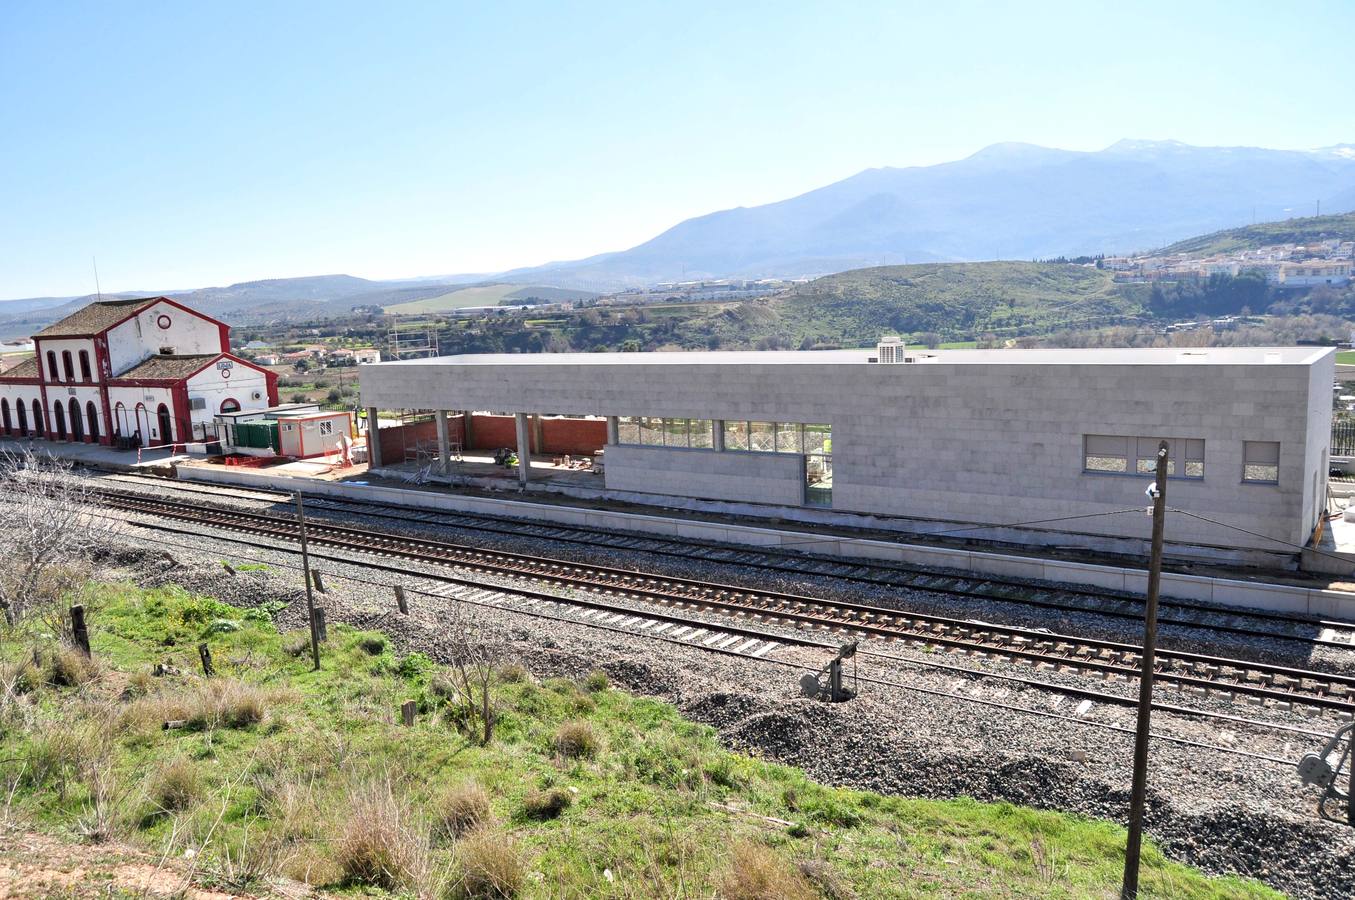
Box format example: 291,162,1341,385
552,720,599,759
46,646,99,687
0,655,42,696
520,787,571,821
148,757,200,813
434,780,493,840
196,679,268,729
583,669,609,693
720,841,818,900
495,663,531,684
451,827,524,899
430,671,460,704
334,783,428,889
120,669,154,700
25,717,98,794
357,633,387,656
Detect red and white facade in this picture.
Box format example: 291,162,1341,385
0,296,279,447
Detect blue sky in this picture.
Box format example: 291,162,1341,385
2,0,1352,299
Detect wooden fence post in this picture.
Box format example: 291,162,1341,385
395,585,408,615
401,700,416,726
311,570,326,594
70,605,91,657
312,607,327,643
198,643,215,677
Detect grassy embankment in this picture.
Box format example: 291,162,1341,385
0,582,1282,898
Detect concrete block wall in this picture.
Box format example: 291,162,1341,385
605,444,805,505
360,349,1335,551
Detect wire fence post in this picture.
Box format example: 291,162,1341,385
1122,440,1169,899
295,491,321,671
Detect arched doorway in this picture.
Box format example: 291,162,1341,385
135,404,148,445
86,401,99,442
1,399,10,435
32,400,43,437
16,402,27,436
220,398,241,414
53,402,66,440
156,403,173,445
68,398,83,442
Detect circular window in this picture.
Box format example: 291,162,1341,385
156,314,172,329
220,368,231,379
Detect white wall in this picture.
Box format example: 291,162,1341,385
107,385,176,443
186,363,270,429
106,300,227,375
35,338,97,383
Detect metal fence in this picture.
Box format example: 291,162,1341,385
1333,419,1355,457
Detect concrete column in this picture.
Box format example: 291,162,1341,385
713,419,726,452
366,407,383,469
606,416,619,445
435,409,450,474
514,412,531,485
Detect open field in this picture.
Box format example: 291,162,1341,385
386,284,595,315
0,582,1279,898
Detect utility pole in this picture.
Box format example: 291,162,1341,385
295,491,321,671
1122,440,1169,899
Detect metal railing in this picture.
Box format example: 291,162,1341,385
1334,420,1355,457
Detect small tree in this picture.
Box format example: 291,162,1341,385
0,447,124,633
444,603,501,746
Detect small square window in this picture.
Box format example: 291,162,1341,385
1243,441,1280,483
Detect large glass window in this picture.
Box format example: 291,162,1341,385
1085,434,1204,479
617,416,640,444
724,420,749,451
690,419,714,449
748,421,775,453
775,423,802,453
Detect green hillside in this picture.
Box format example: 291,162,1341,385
767,262,1139,343
1161,211,1355,256
386,283,596,315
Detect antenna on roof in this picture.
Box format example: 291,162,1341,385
92,256,102,302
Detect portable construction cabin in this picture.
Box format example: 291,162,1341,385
214,403,339,458
274,410,354,459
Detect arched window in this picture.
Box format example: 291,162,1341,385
16,401,28,436
78,350,92,382
114,402,126,437
156,403,173,444
32,400,43,437
46,350,58,382
0,398,10,435
220,398,241,414
86,401,99,442
52,402,66,441
62,351,74,382
68,398,83,442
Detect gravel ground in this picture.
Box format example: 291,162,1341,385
89,499,1355,900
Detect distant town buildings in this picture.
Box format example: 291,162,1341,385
1104,237,1354,288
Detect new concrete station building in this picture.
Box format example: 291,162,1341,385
357,342,1335,566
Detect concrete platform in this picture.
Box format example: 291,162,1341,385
0,435,186,471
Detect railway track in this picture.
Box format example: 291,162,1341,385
96,487,1355,716
104,473,1355,650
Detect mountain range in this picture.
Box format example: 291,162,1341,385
4,139,1355,338
495,140,1355,289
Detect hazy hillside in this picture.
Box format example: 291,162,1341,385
766,262,1136,342
384,283,597,315
501,140,1355,289
1160,211,1355,256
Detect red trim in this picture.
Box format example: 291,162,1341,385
170,382,191,443
266,371,279,405
94,336,113,445
38,296,232,342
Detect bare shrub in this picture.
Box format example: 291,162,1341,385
0,446,123,630
797,858,855,900
552,720,598,760
451,827,524,899
495,663,530,684
148,757,200,813
334,781,428,889
434,780,492,840
520,787,571,821
720,841,817,900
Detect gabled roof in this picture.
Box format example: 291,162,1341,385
112,353,218,380
0,356,40,380
34,297,160,338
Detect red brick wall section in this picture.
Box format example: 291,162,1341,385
466,414,522,451
540,417,607,454
376,416,470,462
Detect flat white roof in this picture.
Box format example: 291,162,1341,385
377,346,1333,367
